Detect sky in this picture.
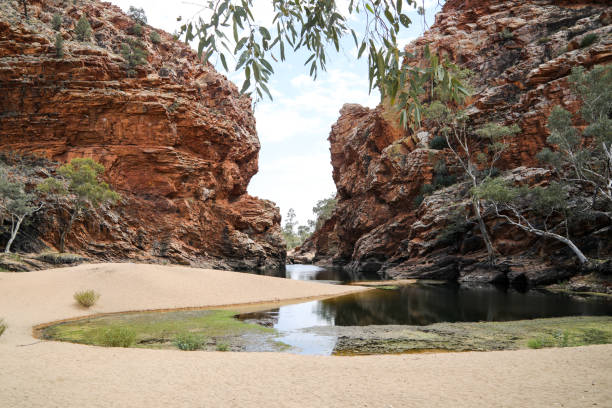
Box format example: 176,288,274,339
108,0,443,225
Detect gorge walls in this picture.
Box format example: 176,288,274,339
298,0,612,284
0,0,285,271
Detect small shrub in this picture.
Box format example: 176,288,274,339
0,319,6,337
174,332,203,351
73,289,100,307
553,330,570,347
581,328,609,345
55,33,64,58
420,184,435,195
428,135,448,150
37,252,84,264
499,28,514,40
413,194,424,209
150,31,161,44
75,15,92,42
538,36,550,44
51,13,62,31
130,23,143,37
100,326,136,347
216,342,229,351
579,33,598,48
433,174,457,188
527,338,543,349
120,39,148,77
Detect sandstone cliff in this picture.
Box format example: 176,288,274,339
0,0,285,272
298,0,612,284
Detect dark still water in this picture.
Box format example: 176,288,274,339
236,265,612,354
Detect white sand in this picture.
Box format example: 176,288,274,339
0,263,610,407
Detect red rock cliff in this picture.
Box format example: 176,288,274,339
299,0,611,283
0,0,285,272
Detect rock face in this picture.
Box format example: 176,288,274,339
0,0,285,272
298,0,612,284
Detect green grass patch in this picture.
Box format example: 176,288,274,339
174,332,203,351
580,33,598,48
216,342,229,351
74,289,100,308
41,309,284,352
99,326,136,347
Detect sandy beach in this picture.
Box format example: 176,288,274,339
1,263,611,407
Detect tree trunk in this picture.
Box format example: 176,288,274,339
4,215,24,253
501,215,589,265
21,0,28,20
59,209,78,253
472,198,495,264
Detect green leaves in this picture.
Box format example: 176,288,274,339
180,0,426,103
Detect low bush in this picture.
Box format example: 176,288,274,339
130,23,143,37
99,326,136,347
73,289,100,307
36,252,85,264
420,184,435,195
216,342,229,351
150,31,161,44
527,338,543,349
537,36,550,44
55,33,64,58
0,319,6,337
51,13,62,31
428,135,448,150
579,33,598,48
174,332,203,351
413,194,424,209
75,15,92,42
499,28,514,40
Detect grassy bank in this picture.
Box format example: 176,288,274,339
40,309,288,352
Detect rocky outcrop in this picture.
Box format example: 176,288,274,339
297,0,612,284
0,0,285,272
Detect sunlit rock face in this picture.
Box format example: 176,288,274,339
297,0,612,283
0,0,285,272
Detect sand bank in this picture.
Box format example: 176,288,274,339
0,263,610,407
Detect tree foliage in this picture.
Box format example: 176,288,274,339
475,65,612,265
537,65,612,213
312,193,337,229
51,13,63,31
422,100,521,263
128,6,148,25
75,15,92,42
120,39,148,77
0,170,43,253
282,195,337,250
55,33,64,58
37,158,120,253
178,0,460,118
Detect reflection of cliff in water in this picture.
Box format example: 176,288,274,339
316,284,612,326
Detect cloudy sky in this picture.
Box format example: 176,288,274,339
108,0,443,225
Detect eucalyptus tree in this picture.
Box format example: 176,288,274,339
37,158,120,253
0,171,43,253
473,65,612,266
179,0,463,128
422,101,520,263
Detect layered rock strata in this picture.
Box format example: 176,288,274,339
297,0,612,284
0,0,285,271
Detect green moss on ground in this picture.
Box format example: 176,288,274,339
41,309,286,352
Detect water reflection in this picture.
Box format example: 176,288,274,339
237,265,612,354
284,264,380,283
